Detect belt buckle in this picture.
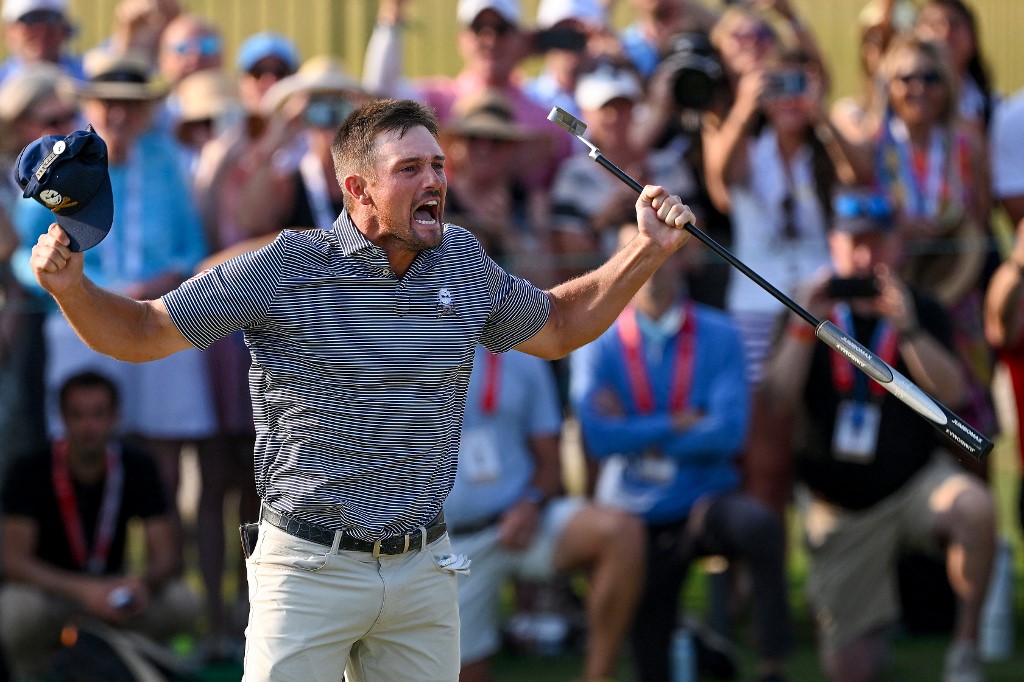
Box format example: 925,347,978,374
372,534,411,557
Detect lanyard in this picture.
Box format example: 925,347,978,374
828,303,898,400
300,150,337,231
887,118,946,218
617,303,695,414
51,440,124,574
480,351,500,415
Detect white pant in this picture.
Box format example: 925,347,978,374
243,522,460,682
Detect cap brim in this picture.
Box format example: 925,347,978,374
54,173,113,252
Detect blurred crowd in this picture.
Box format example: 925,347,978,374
0,0,1022,680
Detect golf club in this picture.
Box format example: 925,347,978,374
547,106,992,461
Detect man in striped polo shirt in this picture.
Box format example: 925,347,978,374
29,98,695,681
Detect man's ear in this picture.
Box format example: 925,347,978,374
343,174,372,205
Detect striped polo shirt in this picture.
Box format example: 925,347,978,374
162,211,551,540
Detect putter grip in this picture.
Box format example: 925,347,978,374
815,321,992,460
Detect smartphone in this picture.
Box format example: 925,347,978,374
533,26,587,53
827,276,880,299
765,70,807,98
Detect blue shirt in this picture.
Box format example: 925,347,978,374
570,302,748,523
444,346,562,527
162,212,552,540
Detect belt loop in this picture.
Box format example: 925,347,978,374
330,530,343,554
419,526,427,551
372,540,383,558
402,534,410,554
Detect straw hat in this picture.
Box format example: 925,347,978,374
261,55,360,114
444,89,532,142
77,49,167,101
0,61,75,123
176,68,238,124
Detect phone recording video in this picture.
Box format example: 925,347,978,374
764,69,807,98
827,276,880,300
532,26,587,53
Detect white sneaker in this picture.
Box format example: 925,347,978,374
944,641,985,682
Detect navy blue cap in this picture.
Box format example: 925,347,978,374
14,125,113,252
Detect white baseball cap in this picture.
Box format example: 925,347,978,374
575,66,643,111
537,0,605,29
457,0,521,27
2,0,66,23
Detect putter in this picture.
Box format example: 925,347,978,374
547,106,992,461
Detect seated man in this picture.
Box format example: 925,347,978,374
446,344,645,682
570,223,793,682
0,371,200,679
760,189,996,682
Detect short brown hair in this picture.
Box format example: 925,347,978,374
332,98,439,211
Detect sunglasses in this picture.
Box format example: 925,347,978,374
732,26,775,44
303,97,355,129
780,195,799,241
248,64,293,80
19,9,66,27
32,110,77,128
895,70,943,87
468,20,515,37
165,35,221,57
833,193,893,221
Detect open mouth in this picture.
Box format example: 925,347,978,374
414,199,440,225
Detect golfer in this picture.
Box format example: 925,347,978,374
29,99,694,681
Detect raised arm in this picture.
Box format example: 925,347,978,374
516,185,693,359
30,224,193,362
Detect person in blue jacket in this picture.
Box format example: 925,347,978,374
570,222,793,682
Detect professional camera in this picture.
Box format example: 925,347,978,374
660,32,724,111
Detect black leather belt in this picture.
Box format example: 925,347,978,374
261,504,446,557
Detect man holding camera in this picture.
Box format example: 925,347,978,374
759,189,996,682
0,371,200,679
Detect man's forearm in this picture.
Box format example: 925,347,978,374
53,278,186,363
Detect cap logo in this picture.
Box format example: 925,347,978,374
38,189,78,211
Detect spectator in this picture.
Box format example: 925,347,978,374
703,46,867,384
550,64,700,279
0,0,83,84
363,0,571,191
235,55,367,235
760,188,996,682
0,371,201,680
108,0,182,64
447,344,644,682
873,35,995,460
914,0,997,136
618,0,718,79
440,89,553,284
0,62,78,470
155,12,223,133
11,49,214,512
523,0,609,119
831,0,917,145
173,67,240,176
571,222,793,682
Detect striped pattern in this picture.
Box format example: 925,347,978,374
163,212,551,540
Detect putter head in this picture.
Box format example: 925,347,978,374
547,107,587,138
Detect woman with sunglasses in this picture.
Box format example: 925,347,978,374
873,35,995,468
